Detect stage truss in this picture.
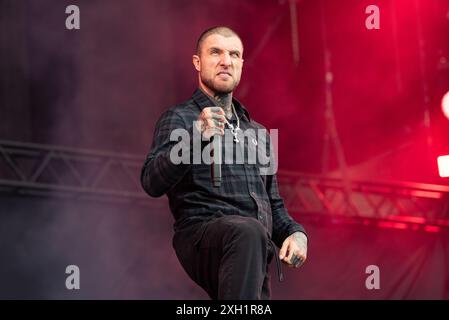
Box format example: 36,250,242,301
1,140,448,231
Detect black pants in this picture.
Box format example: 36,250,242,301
173,215,274,300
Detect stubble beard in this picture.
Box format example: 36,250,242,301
201,75,239,95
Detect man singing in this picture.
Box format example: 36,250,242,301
141,26,307,300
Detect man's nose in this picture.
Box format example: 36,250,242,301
219,53,232,66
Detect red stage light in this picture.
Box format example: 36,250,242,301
377,221,408,230
442,91,449,120
437,155,449,178
423,225,440,233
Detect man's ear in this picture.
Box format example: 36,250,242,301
192,55,201,72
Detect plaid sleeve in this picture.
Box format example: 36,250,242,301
140,110,193,197
266,173,307,248
261,129,307,247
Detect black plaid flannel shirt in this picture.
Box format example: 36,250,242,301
140,89,306,248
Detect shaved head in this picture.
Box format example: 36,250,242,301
196,26,243,55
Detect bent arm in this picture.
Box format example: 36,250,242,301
140,110,193,197
260,127,307,247
266,173,307,248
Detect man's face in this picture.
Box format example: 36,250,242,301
193,34,244,95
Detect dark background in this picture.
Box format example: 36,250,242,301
1,0,449,299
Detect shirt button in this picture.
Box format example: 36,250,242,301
259,215,263,220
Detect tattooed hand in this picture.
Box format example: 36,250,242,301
194,107,226,140
279,232,308,268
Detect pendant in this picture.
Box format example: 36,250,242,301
227,123,240,143
232,127,240,143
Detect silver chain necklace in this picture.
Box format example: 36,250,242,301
224,103,240,143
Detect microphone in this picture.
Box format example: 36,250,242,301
211,134,222,188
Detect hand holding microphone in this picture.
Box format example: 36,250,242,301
195,107,226,188
195,107,226,139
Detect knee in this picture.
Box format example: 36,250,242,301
225,216,268,248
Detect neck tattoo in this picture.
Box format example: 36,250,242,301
214,93,233,119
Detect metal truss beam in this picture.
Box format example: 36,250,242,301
0,140,153,206
278,170,449,230
1,140,448,230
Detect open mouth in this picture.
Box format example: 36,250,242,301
217,72,232,79
217,71,232,77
